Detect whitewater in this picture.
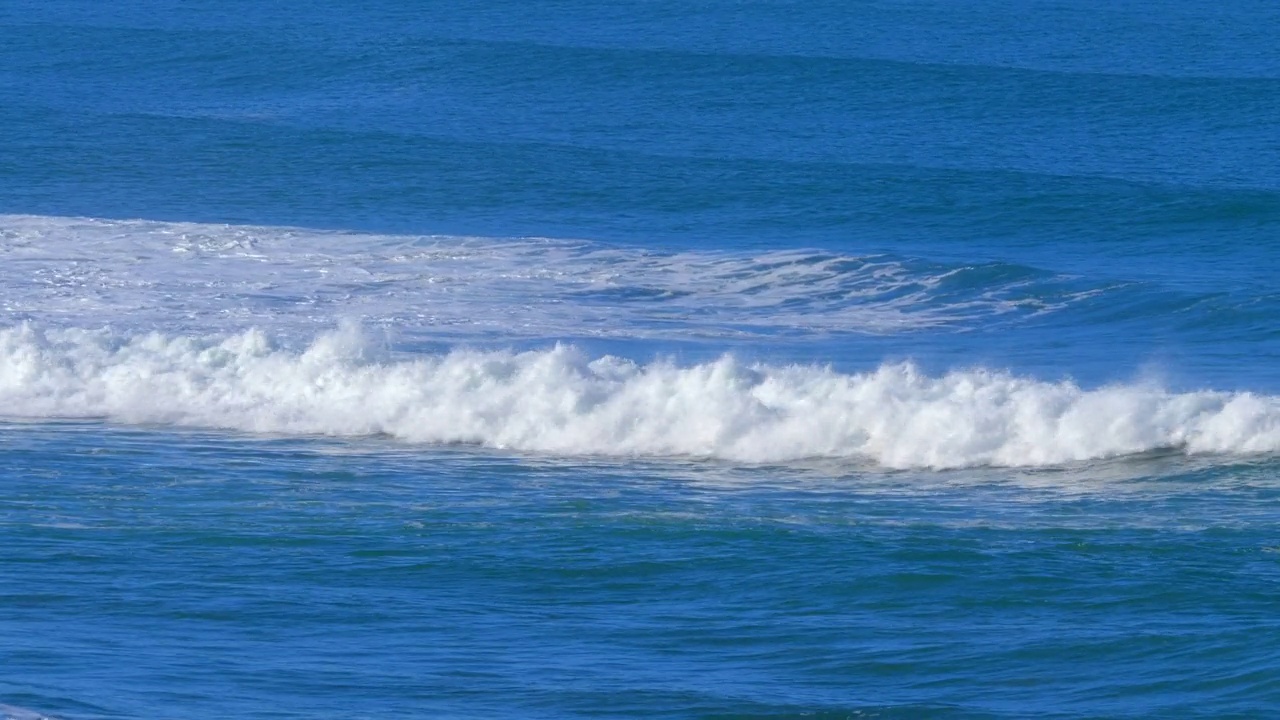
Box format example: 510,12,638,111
5,215,1280,470
4,323,1280,469
0,214,1104,340
5,2,1280,714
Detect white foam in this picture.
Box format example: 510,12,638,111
3,324,1278,470
0,214,1088,342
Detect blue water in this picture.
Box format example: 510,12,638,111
3,1,1280,718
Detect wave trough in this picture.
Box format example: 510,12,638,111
3,324,1278,469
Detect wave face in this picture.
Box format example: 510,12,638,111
5,324,1280,469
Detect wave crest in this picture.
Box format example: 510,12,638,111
3,324,1278,469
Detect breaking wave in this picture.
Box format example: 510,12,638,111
3,324,1279,470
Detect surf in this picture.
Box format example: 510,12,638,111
3,322,1278,470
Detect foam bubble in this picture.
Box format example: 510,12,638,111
3,324,1279,469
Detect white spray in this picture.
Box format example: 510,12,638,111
3,324,1279,469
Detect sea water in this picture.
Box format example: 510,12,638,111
2,1,1280,718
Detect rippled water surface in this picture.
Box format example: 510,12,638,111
3,0,1280,717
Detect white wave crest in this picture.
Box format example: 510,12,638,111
3,324,1278,469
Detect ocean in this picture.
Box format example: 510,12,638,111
3,1,1280,717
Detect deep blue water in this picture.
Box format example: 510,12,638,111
3,1,1280,718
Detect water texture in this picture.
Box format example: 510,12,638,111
2,1,1280,718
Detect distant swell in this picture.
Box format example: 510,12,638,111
3,324,1279,469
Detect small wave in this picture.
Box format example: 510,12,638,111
4,324,1279,470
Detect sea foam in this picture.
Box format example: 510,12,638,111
3,324,1278,469
0,214,1102,341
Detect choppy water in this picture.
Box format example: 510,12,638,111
3,1,1280,718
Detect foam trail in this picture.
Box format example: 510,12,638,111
0,705,60,720
3,324,1279,469
0,214,1108,341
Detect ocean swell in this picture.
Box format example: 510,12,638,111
2,324,1278,470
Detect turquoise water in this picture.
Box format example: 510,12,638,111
3,1,1280,718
